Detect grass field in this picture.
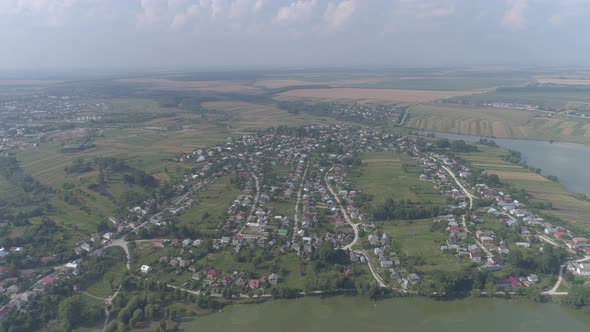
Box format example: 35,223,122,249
84,247,127,298
178,176,238,230
352,151,446,207
381,219,463,273
457,145,590,230
405,102,590,144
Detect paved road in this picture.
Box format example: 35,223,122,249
324,165,359,250
542,264,568,296
292,160,309,246
355,250,388,288
441,164,474,210
248,167,261,217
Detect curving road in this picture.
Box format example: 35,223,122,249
441,164,474,210
324,165,360,250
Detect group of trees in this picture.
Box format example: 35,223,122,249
0,156,47,193
505,245,566,275
371,198,441,221
64,157,94,174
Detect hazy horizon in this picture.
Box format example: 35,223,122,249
1,0,589,70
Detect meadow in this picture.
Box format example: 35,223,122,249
352,151,447,207
178,176,239,231
381,219,464,273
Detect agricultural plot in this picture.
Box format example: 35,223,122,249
406,103,590,144
449,87,590,110
350,78,526,91
381,219,463,273
352,151,446,207
177,176,239,231
458,145,590,231
277,88,477,103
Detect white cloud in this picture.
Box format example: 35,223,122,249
395,0,455,19
501,0,528,30
275,0,318,24
323,0,356,31
0,0,81,25
137,0,167,26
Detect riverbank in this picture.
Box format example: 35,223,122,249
180,295,590,331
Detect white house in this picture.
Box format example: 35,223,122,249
140,265,152,273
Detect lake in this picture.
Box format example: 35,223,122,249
181,296,590,332
423,132,590,197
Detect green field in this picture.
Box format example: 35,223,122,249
178,176,239,230
84,247,128,298
382,219,463,273
352,151,446,207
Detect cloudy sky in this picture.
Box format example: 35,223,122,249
0,0,588,69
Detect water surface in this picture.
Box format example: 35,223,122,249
181,296,590,332
425,132,590,197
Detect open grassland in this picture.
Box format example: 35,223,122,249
382,219,463,272
178,176,239,230
406,103,590,144
201,101,337,133
277,88,477,103
84,248,128,298
349,78,527,91
352,151,446,207
457,145,590,230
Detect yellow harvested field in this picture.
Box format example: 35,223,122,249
254,78,381,89
117,78,263,94
277,88,476,103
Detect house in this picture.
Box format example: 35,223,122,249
248,279,260,289
469,251,482,263
497,276,521,288
140,265,152,273
515,242,531,248
207,269,218,279
527,274,540,283
152,239,164,247
380,260,393,268
102,232,113,240
487,256,503,266
268,273,279,285
64,261,79,270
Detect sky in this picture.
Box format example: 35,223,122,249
0,0,589,70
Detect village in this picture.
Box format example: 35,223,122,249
1,122,590,318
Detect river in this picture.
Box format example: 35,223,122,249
181,296,590,332
421,132,590,197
